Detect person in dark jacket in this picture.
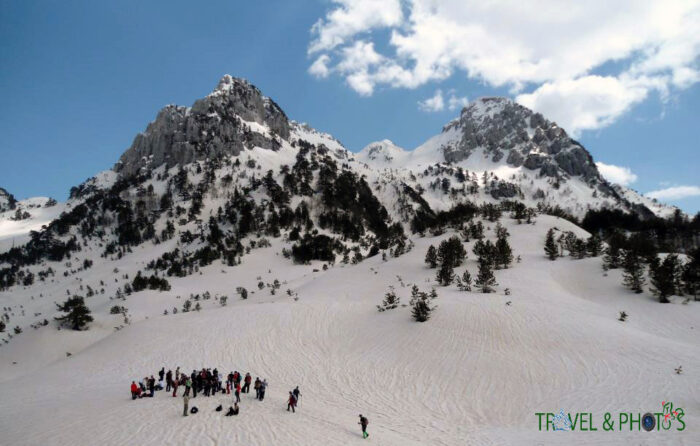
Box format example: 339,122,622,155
359,414,369,439
287,392,297,413
166,370,173,392
158,367,165,382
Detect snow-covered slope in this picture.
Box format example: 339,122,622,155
0,216,697,445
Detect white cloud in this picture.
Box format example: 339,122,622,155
646,185,700,200
595,161,638,186
419,89,468,112
308,0,403,54
418,89,445,112
447,92,468,111
308,0,700,133
309,55,331,78
516,75,652,136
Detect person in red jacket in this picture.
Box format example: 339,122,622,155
243,373,252,393
130,381,139,400
234,382,241,403
287,391,297,413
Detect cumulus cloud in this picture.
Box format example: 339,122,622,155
308,55,331,78
595,162,638,186
646,185,700,200
419,89,468,112
418,89,445,112
308,0,700,133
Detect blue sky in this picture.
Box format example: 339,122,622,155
1,0,698,214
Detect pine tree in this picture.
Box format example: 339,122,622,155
544,228,558,260
495,236,513,269
411,299,432,322
586,233,603,257
425,245,438,268
682,248,699,300
377,289,400,312
436,261,455,286
649,255,680,303
54,296,93,331
475,256,497,293
456,269,472,291
622,250,645,293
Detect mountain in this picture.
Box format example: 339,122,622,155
0,187,17,213
0,75,698,446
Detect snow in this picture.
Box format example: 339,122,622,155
0,216,698,445
0,198,68,253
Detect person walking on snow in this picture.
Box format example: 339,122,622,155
259,379,268,401
184,378,192,397
358,414,369,439
183,394,190,417
166,370,173,392
293,386,301,405
287,391,297,413
130,381,139,400
254,378,261,400
243,373,251,393
158,367,165,382
234,382,241,403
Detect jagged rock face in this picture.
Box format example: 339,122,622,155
442,97,600,181
114,75,290,177
0,187,17,212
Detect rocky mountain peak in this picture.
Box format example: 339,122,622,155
440,96,600,182
114,75,290,178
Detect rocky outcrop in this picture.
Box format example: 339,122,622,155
440,97,602,183
114,75,290,177
0,187,17,212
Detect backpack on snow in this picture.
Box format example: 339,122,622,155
190,407,199,414
215,405,223,412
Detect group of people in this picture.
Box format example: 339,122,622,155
129,366,370,438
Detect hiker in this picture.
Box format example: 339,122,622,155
243,373,251,393
226,379,231,395
259,379,267,401
293,386,301,403
183,394,190,417
234,382,241,403
172,377,179,397
287,391,297,413
184,378,192,397
175,367,180,382
148,376,155,397
254,378,261,400
130,381,139,400
166,370,173,392
358,415,369,439
158,367,165,382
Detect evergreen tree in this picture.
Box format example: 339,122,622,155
649,254,681,303
602,230,626,269
437,236,466,268
377,289,400,312
495,236,513,269
436,261,455,286
410,287,437,322
586,233,603,257
55,296,93,330
475,256,497,293
456,269,472,291
682,248,699,300
621,250,645,293
544,228,558,260
425,245,438,268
